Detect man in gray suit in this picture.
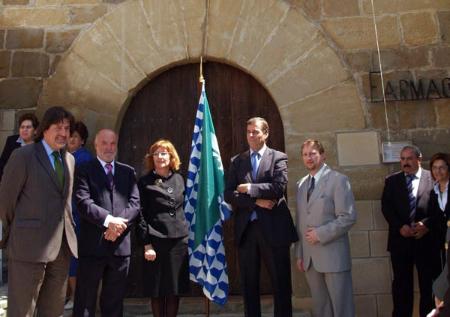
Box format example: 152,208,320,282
0,106,77,317
295,139,357,317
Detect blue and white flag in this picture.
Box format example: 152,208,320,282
184,81,231,305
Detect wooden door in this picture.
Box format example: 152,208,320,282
118,62,285,297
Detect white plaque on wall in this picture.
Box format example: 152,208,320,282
382,141,411,163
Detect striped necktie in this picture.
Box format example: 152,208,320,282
406,174,416,222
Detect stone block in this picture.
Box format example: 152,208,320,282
352,200,374,231
49,55,61,75
352,257,391,294
373,200,389,230
6,28,44,49
344,51,371,73
362,0,450,15
296,0,321,21
68,5,107,24
0,110,15,131
398,100,437,129
3,0,29,4
45,29,80,53
0,30,4,48
401,12,439,46
350,231,370,258
433,46,450,67
0,78,42,109
377,294,393,317
409,129,450,159
344,166,390,200
354,295,377,317
337,132,380,166
0,8,68,27
373,46,431,71
322,16,401,49
438,11,450,43
435,99,450,128
370,230,389,257
12,51,49,77
279,81,363,135
0,51,10,78
323,0,359,17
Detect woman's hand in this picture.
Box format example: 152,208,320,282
144,244,156,261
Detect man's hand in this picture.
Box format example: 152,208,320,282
236,184,251,194
255,199,276,210
414,221,429,239
296,259,305,272
399,224,415,238
144,244,156,261
305,227,320,244
108,217,128,236
104,228,120,241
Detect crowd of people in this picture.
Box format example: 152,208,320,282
0,106,448,317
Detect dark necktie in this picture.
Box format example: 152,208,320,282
52,151,64,189
406,174,416,221
307,176,315,202
105,163,114,190
251,152,260,180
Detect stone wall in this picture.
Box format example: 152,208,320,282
0,0,449,316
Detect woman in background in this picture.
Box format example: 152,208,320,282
136,139,189,317
64,121,93,310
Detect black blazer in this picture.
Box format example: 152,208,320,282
224,147,298,247
429,185,450,252
381,169,434,252
0,134,21,181
75,159,140,257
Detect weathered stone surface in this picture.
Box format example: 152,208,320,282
295,0,321,21
0,51,10,78
344,166,390,200
353,200,374,231
0,110,16,131
12,51,49,77
279,81,364,134
37,0,102,4
345,51,372,73
68,5,107,24
322,16,401,49
438,11,450,43
373,46,431,71
6,28,44,49
370,230,389,257
377,294,394,317
176,0,205,58
433,46,450,67
362,0,450,14
350,231,370,257
373,200,389,230
355,295,377,317
0,30,4,48
0,78,42,108
3,0,29,4
337,132,380,166
323,0,359,17
400,12,439,46
409,129,450,158
49,55,61,75
0,8,68,27
46,29,79,53
434,99,450,128
352,257,391,294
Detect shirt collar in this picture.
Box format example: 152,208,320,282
250,144,267,158
434,181,449,194
41,139,58,157
16,136,26,146
310,163,327,183
97,157,115,172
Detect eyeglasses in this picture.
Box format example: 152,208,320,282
152,152,169,157
432,166,448,171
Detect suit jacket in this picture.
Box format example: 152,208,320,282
295,165,357,273
0,134,21,182
381,169,433,252
0,142,77,261
429,185,450,255
75,158,140,257
224,147,298,247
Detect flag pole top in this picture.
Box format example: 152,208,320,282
199,56,205,84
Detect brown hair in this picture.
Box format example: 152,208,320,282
18,113,39,129
246,117,269,135
145,139,181,171
301,139,325,154
72,121,89,144
35,106,75,142
429,152,450,180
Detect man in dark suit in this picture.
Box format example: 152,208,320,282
0,106,77,317
382,145,438,317
224,117,298,317
73,129,140,317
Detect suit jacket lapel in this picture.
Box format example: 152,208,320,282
308,165,330,204
95,159,111,191
35,142,63,192
242,151,253,183
62,151,72,198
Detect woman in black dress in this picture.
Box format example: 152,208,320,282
136,139,189,317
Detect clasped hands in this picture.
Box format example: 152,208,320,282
236,183,276,210
104,217,128,241
399,222,428,239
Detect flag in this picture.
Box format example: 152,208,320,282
184,81,231,305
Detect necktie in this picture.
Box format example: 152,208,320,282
251,152,260,180
105,163,114,190
52,151,64,189
406,174,416,221
307,176,315,202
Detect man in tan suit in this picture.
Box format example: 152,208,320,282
0,106,77,317
295,139,357,317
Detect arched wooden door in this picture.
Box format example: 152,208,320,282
118,62,285,297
